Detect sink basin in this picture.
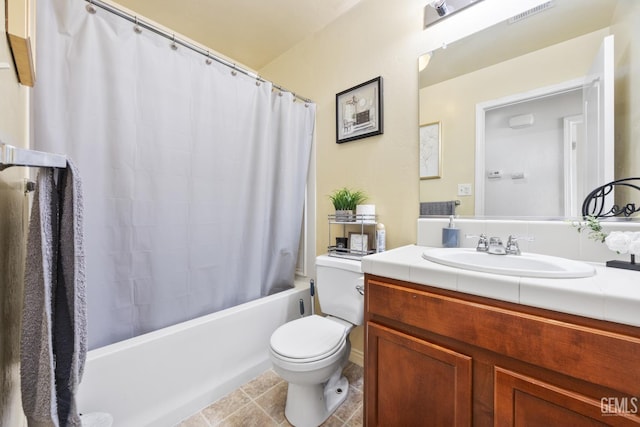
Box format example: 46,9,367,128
422,248,596,278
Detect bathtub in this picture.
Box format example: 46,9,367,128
77,279,310,426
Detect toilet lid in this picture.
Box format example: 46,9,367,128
270,316,347,360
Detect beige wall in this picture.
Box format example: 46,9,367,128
261,0,429,255
1,0,30,424
418,29,609,216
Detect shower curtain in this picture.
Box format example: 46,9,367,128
33,0,316,349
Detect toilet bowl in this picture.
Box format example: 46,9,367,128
270,315,353,427
269,255,364,427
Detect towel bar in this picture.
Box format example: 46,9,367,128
420,200,460,216
0,142,67,171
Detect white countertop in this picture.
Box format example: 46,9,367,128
362,245,640,328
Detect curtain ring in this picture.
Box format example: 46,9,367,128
205,51,212,65
86,0,97,14
231,65,237,76
170,34,178,51
133,17,142,34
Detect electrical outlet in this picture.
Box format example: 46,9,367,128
458,183,472,196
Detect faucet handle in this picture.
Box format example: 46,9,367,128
505,235,520,255
507,235,534,243
465,233,488,252
465,233,484,239
505,235,534,255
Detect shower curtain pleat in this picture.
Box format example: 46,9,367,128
34,0,315,349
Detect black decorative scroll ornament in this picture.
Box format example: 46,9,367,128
581,177,640,218
581,177,640,272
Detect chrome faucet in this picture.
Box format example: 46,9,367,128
467,233,533,255
488,237,506,255
465,233,533,255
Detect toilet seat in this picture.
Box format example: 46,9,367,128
270,315,348,363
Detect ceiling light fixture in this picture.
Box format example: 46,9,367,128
430,0,450,17
424,0,484,29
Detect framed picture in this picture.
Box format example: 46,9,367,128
420,122,441,179
349,232,371,253
336,76,383,143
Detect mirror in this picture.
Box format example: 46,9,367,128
418,0,639,218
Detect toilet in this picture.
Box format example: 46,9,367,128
269,255,364,427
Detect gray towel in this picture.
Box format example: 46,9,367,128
21,160,86,427
420,201,457,216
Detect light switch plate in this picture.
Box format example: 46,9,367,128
458,183,472,196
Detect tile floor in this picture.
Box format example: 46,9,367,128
177,362,364,427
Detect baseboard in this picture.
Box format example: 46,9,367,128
349,348,364,367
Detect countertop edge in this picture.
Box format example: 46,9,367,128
362,245,640,328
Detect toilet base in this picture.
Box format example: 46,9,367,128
284,368,350,427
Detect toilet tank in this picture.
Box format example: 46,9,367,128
315,255,364,326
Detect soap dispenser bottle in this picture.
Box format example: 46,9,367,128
442,216,459,248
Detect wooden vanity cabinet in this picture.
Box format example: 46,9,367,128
364,275,640,426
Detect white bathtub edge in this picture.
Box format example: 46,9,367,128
78,282,310,427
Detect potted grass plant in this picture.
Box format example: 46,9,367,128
329,187,368,222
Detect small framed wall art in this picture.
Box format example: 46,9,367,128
419,121,441,179
336,76,384,143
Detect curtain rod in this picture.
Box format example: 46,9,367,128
85,0,313,104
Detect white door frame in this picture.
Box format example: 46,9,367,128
474,77,585,215
563,114,583,217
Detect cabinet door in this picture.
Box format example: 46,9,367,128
365,322,472,427
495,367,640,426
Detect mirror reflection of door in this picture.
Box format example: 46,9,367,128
583,34,616,212
476,35,615,216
